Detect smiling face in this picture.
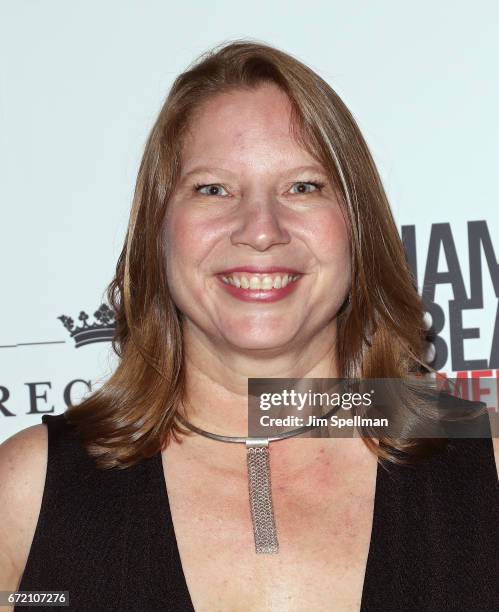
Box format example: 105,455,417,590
164,83,351,353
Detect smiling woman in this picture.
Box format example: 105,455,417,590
164,84,351,352
1,40,497,612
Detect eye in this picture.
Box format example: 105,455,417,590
195,183,229,197
289,181,325,195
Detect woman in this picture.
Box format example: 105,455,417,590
1,41,497,611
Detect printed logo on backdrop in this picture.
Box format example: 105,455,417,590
0,220,498,419
0,304,116,418
58,303,116,348
402,220,498,377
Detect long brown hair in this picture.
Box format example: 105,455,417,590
65,40,435,468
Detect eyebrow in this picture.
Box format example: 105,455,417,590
178,166,237,183
178,164,330,183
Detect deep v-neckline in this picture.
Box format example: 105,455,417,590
156,448,384,612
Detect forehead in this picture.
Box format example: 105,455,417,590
180,84,313,170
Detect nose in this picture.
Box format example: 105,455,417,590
229,194,291,252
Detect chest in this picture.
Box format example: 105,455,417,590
161,448,378,612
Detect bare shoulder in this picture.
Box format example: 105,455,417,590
0,424,48,590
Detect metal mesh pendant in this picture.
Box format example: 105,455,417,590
246,439,279,553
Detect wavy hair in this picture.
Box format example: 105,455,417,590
65,40,438,468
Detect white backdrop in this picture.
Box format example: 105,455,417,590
1,0,497,442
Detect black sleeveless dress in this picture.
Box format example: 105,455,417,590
17,413,498,611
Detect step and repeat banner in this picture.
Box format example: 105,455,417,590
1,1,497,442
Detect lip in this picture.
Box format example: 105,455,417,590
215,269,303,303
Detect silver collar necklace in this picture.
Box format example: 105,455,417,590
177,404,340,554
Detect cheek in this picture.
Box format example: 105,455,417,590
164,208,217,269
163,208,227,311
163,213,205,316
307,208,351,268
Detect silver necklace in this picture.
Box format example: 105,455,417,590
177,404,340,554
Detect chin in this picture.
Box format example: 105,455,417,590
214,308,307,348
221,328,299,352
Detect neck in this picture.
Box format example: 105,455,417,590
180,317,340,437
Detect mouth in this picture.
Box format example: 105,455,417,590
215,267,303,302
220,271,301,289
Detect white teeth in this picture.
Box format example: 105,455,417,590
261,276,274,290
221,272,301,290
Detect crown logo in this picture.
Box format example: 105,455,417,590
58,303,116,348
